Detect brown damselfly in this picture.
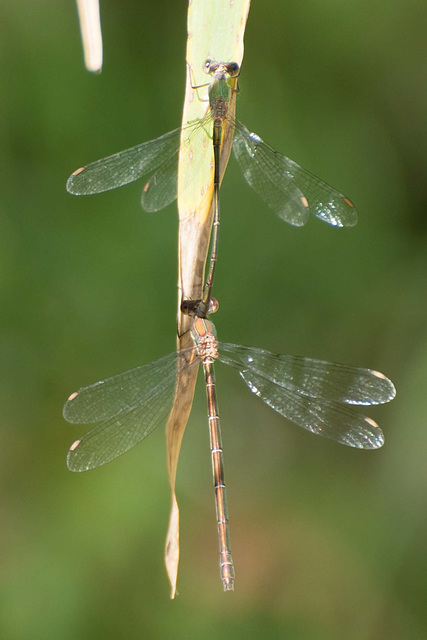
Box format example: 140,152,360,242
64,305,395,590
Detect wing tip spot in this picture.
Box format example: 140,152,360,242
364,417,380,429
342,196,354,208
300,196,309,208
69,439,82,452
67,391,79,401
372,370,387,380
72,167,85,177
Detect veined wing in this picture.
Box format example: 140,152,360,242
64,348,198,471
232,122,358,228
67,127,182,198
66,117,214,212
217,344,396,405
217,343,395,449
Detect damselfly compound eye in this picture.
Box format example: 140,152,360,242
226,62,240,76
209,298,219,315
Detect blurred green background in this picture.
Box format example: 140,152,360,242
1,0,427,638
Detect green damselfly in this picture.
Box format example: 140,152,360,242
67,60,357,311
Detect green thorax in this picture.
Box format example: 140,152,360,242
208,66,233,113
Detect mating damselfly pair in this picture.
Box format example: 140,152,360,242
64,59,396,591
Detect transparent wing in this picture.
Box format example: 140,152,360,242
64,348,198,471
140,146,181,212
141,114,214,212
239,371,384,449
66,126,184,207
217,344,395,405
232,122,358,228
218,343,396,449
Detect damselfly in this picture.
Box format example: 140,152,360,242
67,60,358,231
63,310,395,591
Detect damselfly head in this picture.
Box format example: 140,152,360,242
180,299,199,316
204,59,240,78
180,297,219,318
